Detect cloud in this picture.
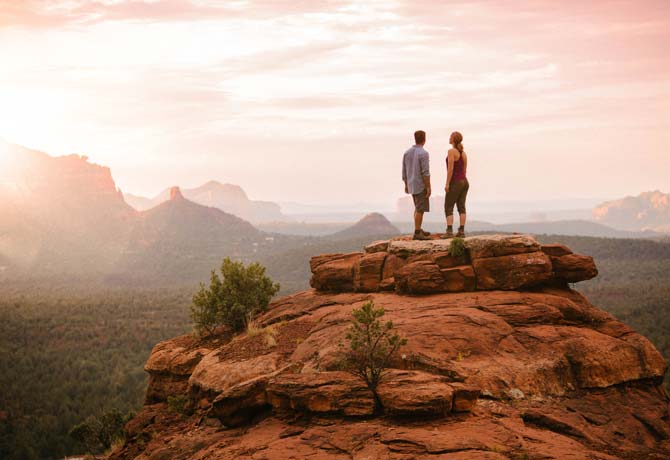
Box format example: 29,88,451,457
0,0,342,29
0,0,668,202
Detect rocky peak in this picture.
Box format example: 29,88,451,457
334,212,400,238
169,186,184,201
111,235,669,460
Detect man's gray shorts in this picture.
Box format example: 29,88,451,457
412,190,430,213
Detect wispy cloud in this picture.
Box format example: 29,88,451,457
0,0,668,203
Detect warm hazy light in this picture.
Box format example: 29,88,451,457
0,0,669,206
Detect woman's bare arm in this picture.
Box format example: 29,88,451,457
445,149,455,192
463,152,468,176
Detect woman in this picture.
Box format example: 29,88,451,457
443,131,469,238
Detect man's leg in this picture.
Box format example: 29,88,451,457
414,210,424,231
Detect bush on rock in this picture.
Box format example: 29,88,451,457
341,301,407,412
190,258,280,335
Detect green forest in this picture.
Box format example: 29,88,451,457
1,234,669,459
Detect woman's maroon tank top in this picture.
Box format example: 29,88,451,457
449,151,466,181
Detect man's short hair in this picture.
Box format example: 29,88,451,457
414,130,426,145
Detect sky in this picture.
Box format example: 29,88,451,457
1,0,669,208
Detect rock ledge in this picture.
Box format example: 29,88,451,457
310,234,598,294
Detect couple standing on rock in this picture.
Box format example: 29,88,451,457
402,130,469,240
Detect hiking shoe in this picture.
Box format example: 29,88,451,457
442,229,454,239
456,228,466,238
413,230,430,240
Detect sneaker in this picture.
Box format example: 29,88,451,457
413,230,430,241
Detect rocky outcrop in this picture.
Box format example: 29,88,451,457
111,236,669,460
310,234,597,294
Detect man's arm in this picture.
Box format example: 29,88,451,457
423,174,431,198
402,154,409,193
421,152,431,197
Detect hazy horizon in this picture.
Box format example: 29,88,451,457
1,0,669,206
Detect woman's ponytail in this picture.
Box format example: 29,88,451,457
451,131,464,154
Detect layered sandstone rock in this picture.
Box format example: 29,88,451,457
112,236,669,460
312,234,597,295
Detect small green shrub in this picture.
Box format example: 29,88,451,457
68,409,131,455
190,258,280,335
449,237,466,257
340,301,407,412
167,394,190,416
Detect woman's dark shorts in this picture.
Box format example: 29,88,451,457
445,179,469,216
412,189,430,213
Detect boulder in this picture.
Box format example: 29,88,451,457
551,253,598,283
209,375,270,426
394,261,446,294
381,254,406,280
541,244,573,257
441,265,476,292
379,277,395,291
310,252,362,291
144,335,209,376
144,335,217,403
377,370,454,416
472,251,553,290
267,372,375,416
353,252,386,292
388,239,452,256
364,240,389,253
466,234,540,259
189,352,281,395
450,383,481,412
432,252,470,269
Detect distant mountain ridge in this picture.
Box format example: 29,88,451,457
124,181,284,223
593,190,670,232
0,142,271,281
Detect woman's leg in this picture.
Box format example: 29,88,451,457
456,180,469,235
444,191,457,231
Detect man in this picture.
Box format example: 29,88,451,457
402,130,432,240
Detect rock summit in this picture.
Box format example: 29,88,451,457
111,234,669,460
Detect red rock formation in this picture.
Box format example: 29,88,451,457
110,237,669,460
313,235,597,294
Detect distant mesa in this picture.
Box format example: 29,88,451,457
0,140,136,271
333,212,400,239
593,190,670,233
124,181,284,223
